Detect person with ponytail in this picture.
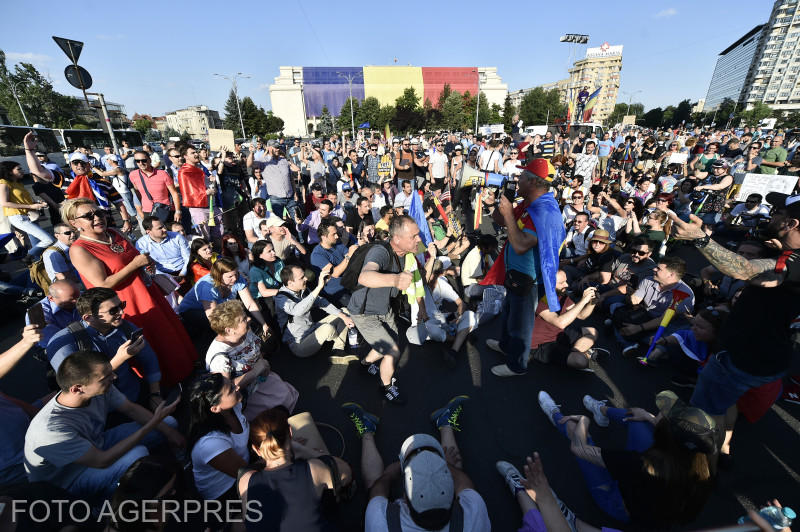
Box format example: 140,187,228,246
237,406,351,532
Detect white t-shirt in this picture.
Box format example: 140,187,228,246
596,210,626,242
460,246,492,287
730,203,770,226
191,403,250,499
243,211,267,237
501,160,521,177
364,490,491,532
423,276,461,318
478,150,501,172
429,152,448,179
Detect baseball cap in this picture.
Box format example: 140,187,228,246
411,138,419,145
766,192,800,217
266,139,279,147
341,182,352,191
264,216,285,228
69,152,89,163
655,390,721,454
711,159,728,168
399,434,454,521
516,158,555,181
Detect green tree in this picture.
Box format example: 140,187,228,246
673,99,692,127
336,97,361,136
144,129,161,142
164,127,180,139
357,96,381,129
179,130,191,143
132,118,152,135
661,105,676,127
376,105,396,131
0,49,80,127
690,112,706,127
222,89,242,136
518,88,565,128
392,87,423,133
264,111,284,134
738,102,773,127
606,102,644,126
318,105,335,137
777,110,800,129
490,103,503,124
436,83,452,110
642,107,664,128
423,97,441,130
441,90,464,131
502,94,516,133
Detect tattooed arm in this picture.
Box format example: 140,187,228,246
669,213,783,283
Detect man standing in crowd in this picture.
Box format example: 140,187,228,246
130,150,181,224
348,215,421,404
597,132,614,177
178,145,219,241
252,142,301,218
429,139,449,186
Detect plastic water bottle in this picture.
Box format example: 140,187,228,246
738,505,795,530
348,327,359,348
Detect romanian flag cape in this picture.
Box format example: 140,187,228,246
66,171,111,209
481,193,566,312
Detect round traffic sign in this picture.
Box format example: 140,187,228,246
64,64,92,90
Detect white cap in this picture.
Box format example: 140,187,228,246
264,215,285,228
69,152,89,163
399,434,454,515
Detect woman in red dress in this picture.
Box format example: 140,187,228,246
62,198,197,388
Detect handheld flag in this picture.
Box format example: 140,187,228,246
409,188,433,245
582,87,602,122
433,196,449,226
384,124,391,142
358,121,370,129
639,289,692,365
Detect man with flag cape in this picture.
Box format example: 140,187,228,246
481,158,566,377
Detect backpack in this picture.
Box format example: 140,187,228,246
29,246,66,293
339,241,396,293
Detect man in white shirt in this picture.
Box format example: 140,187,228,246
724,193,771,227
243,198,270,247
428,140,449,184
562,213,593,260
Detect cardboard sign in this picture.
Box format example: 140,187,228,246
208,128,235,153
668,152,688,165
732,172,799,203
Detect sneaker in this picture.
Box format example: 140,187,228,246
442,348,457,369
622,344,640,358
361,360,380,376
486,339,504,355
582,395,609,427
381,378,406,405
430,395,469,431
781,380,800,405
538,391,561,427
495,461,524,496
588,347,610,362
670,373,697,389
491,364,526,377
341,402,379,437
552,491,578,531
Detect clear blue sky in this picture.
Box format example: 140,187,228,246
1,0,770,120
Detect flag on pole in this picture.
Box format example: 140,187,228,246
473,189,483,230
433,196,449,225
358,122,370,128
384,124,391,142
567,87,574,129
582,87,602,122
639,289,692,365
409,188,433,245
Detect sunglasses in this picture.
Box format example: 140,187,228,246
169,154,180,158
134,158,149,163
632,249,650,256
71,161,88,166
74,210,105,221
99,300,127,316
56,230,74,236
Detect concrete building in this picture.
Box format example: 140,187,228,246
269,66,508,137
164,105,222,138
740,1,800,112
692,99,706,114
566,43,623,123
705,25,766,110
508,79,569,109
74,97,129,130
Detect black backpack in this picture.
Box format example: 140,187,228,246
340,241,396,292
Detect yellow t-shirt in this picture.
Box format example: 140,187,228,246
375,218,389,231
0,178,34,216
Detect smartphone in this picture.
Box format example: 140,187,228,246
165,383,182,405
28,303,46,328
130,329,144,343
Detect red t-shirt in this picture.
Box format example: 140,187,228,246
530,294,573,348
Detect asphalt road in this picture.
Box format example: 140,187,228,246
1,228,798,531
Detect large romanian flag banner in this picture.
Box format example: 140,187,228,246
582,87,602,122
301,67,479,117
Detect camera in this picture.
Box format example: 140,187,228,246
689,190,706,202
502,180,518,202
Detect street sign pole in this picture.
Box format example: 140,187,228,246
87,92,119,155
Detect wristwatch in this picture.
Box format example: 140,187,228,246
693,233,712,248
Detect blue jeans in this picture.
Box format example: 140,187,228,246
67,416,178,500
554,408,653,523
269,195,300,218
498,280,538,373
8,214,54,258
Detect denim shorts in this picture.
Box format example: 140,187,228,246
691,351,784,415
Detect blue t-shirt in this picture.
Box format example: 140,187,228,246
597,140,614,157
179,273,248,312
310,243,349,300
248,261,284,299
504,203,540,281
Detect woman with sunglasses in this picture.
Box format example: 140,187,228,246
656,140,682,174
0,160,52,261
188,237,218,284
61,197,197,388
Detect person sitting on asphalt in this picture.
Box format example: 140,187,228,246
42,223,80,284
243,198,270,247
135,216,191,280
310,217,359,307
561,212,593,262
25,279,80,348
537,389,720,530
24,350,183,501
341,396,491,531
238,406,353,531
593,237,657,313
459,234,497,303
206,300,298,421
47,287,164,407
561,229,620,289
260,216,306,260
275,263,356,360
612,256,695,357
529,271,606,372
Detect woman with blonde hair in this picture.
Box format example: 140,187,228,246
238,406,352,532
61,197,197,388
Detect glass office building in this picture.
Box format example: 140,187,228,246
705,25,765,110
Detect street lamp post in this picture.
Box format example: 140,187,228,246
621,89,643,116
1,79,30,126
214,72,251,139
337,71,362,142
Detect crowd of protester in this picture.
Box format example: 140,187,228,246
0,121,797,531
